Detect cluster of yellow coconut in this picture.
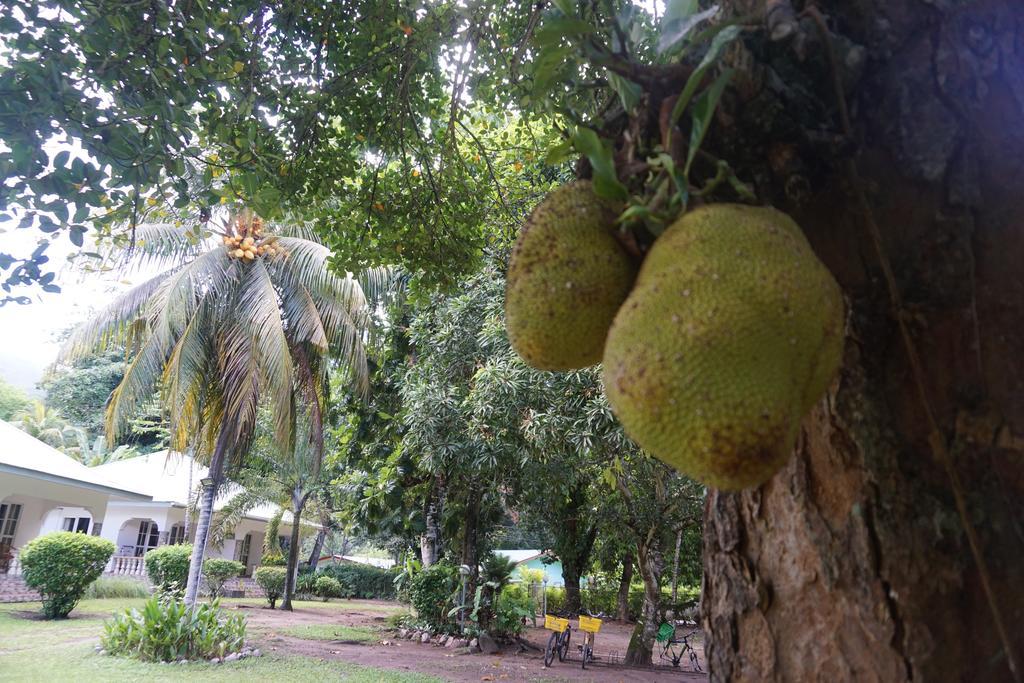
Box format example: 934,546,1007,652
220,214,284,261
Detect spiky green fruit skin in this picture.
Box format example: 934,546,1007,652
602,204,844,490
505,181,636,370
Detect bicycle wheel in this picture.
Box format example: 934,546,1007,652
558,629,571,662
581,642,593,670
689,648,702,673
544,632,558,667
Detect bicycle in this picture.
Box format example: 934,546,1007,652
543,614,571,667
656,621,702,672
578,614,602,669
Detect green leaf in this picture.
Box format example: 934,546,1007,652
571,128,627,202
666,25,741,144
552,0,575,17
534,18,596,47
684,68,734,178
659,4,719,54
606,71,642,112
543,140,573,166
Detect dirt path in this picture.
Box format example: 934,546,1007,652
227,600,706,683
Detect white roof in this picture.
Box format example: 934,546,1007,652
0,420,149,499
495,549,548,564
94,450,296,524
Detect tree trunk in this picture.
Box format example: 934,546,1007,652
281,493,306,611
671,528,682,604
184,435,229,608
459,488,482,617
562,568,583,616
625,540,664,666
616,552,634,622
306,527,326,572
702,2,1024,681
420,474,443,567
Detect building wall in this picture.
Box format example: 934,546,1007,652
0,474,112,549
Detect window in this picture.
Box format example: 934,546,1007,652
169,524,187,545
0,504,21,545
91,523,103,537
62,517,90,533
134,521,159,556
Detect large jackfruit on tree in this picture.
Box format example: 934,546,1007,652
505,181,636,370
602,204,844,490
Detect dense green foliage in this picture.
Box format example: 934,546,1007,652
314,575,345,601
254,566,288,609
83,577,151,600
144,544,192,593
101,597,246,662
19,532,116,618
202,559,245,598
317,564,396,600
408,563,458,631
0,376,30,420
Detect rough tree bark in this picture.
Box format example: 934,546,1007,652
700,1,1024,681
306,527,326,572
281,491,307,611
617,552,635,621
624,538,665,666
184,430,230,608
420,474,443,567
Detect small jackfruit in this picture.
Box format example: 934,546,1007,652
602,204,844,490
505,181,636,370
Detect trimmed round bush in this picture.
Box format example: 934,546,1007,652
254,566,287,608
144,543,192,592
408,562,458,630
203,558,244,598
314,575,343,601
19,531,115,618
260,552,286,567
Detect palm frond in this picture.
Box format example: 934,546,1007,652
109,222,208,272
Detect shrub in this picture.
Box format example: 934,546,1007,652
101,596,246,662
19,531,115,618
317,563,396,599
203,558,244,598
84,577,150,600
494,589,535,638
260,552,286,567
314,575,343,601
408,562,458,631
544,586,566,614
254,566,287,608
295,571,318,597
144,544,192,592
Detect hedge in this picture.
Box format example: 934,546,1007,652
317,562,397,600
144,543,192,592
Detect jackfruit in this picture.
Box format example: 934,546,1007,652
602,204,844,490
505,181,636,370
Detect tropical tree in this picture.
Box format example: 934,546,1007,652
210,408,336,610
61,210,377,607
0,377,31,420
10,401,82,451
66,432,139,467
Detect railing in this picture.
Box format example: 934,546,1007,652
106,555,146,576
1,550,22,576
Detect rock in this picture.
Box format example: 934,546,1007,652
97,650,107,656
420,632,432,644
252,649,262,658
224,653,240,662
210,658,221,664
446,638,460,648
478,633,500,654
469,638,479,650
438,635,449,646
398,628,408,639
178,660,188,665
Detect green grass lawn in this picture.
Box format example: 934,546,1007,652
278,623,378,642
0,598,436,683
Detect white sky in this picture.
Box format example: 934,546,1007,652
0,227,154,394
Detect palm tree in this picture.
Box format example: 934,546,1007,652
62,210,380,607
208,409,332,610
11,401,82,451
68,432,139,467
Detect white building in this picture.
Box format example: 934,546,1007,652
1,421,304,579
